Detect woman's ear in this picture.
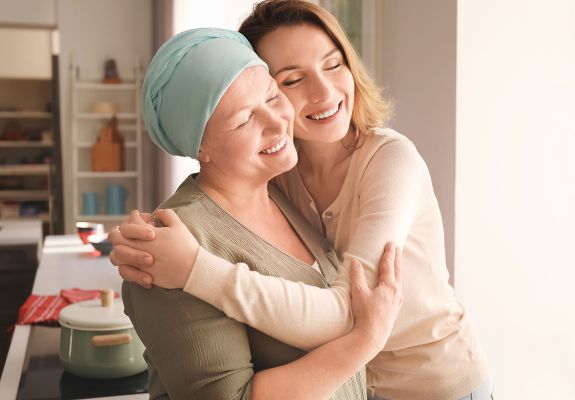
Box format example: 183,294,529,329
198,147,210,163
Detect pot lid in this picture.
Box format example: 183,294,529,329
59,298,133,331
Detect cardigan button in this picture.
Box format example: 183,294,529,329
323,211,333,220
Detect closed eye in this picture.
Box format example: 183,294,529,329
237,114,252,129
266,94,279,103
284,78,303,87
325,63,342,70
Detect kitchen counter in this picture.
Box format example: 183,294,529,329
0,235,147,400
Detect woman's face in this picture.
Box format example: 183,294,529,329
256,23,355,145
200,66,297,184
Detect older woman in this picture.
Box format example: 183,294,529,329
121,27,402,400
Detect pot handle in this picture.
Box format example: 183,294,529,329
91,333,133,347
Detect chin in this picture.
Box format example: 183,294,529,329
296,131,348,144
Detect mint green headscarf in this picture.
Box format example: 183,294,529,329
141,28,268,158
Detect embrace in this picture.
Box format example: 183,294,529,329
110,1,492,399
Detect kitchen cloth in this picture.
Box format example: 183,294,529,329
17,288,119,325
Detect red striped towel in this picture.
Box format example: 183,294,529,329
17,288,119,325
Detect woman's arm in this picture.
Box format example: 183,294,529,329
123,252,402,400
110,138,422,350
253,256,402,399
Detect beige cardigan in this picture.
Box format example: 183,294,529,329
186,129,488,400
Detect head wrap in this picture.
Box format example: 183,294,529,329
141,28,267,158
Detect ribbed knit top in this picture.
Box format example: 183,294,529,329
123,177,366,400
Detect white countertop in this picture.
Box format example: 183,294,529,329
0,220,43,247
0,235,146,400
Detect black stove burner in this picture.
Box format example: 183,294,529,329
16,327,148,400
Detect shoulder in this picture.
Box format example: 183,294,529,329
156,175,215,241
158,174,205,212
356,128,430,188
361,128,420,161
356,129,427,170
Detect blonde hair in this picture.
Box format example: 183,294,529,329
239,0,392,143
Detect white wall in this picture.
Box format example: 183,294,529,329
0,27,52,79
377,0,457,281
0,0,56,26
57,0,152,232
456,1,575,398
162,0,260,199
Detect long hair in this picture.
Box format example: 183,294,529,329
239,0,392,144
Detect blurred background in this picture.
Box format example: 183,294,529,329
0,1,573,399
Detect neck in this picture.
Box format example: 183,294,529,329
195,170,272,215
297,130,355,179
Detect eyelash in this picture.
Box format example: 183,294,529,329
235,92,280,129
282,63,342,87
237,114,252,128
283,78,303,87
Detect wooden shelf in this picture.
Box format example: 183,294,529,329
0,190,50,200
0,141,54,148
71,59,144,233
75,82,137,90
76,214,128,222
76,141,136,148
0,111,52,119
75,171,137,178
0,164,51,175
0,214,50,222
75,112,137,120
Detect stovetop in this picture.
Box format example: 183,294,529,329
17,326,148,400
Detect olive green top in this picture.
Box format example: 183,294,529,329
123,176,366,400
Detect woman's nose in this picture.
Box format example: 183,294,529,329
262,106,288,135
308,73,334,103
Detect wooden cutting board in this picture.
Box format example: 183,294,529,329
92,117,124,171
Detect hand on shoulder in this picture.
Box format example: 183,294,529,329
109,209,199,289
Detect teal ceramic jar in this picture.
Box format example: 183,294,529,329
58,293,147,379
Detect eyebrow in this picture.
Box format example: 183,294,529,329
274,48,341,76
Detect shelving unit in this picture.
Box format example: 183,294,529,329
0,79,63,234
70,58,143,229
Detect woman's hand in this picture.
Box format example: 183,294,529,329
109,209,199,289
349,242,403,355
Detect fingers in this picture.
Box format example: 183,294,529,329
378,242,396,286
108,227,131,246
109,244,153,268
118,265,153,289
155,208,183,228
120,223,155,240
127,210,146,224
140,212,156,226
394,246,403,286
350,259,368,297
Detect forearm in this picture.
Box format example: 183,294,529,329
251,330,374,400
186,247,353,350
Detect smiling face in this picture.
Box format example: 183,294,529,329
199,65,298,185
256,23,355,145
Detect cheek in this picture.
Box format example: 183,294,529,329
343,71,355,99
279,89,304,117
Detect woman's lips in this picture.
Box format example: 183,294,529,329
260,134,288,155
306,101,342,121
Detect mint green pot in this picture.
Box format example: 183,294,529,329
58,297,147,379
